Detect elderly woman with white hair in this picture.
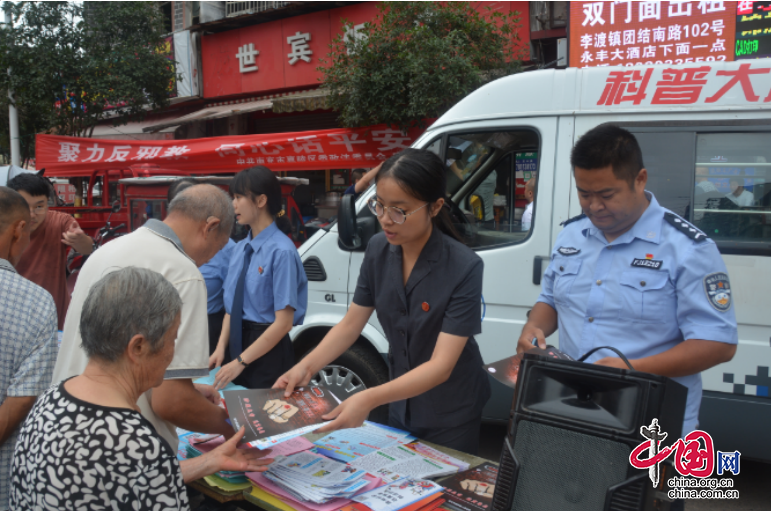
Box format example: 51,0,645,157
9,267,272,510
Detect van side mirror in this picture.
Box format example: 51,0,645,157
338,194,378,252
338,194,361,250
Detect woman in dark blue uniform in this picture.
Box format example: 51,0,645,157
210,167,308,390
275,149,490,454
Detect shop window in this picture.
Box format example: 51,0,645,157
443,130,540,249
693,133,771,248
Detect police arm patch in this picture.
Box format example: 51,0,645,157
703,272,732,312
664,212,708,242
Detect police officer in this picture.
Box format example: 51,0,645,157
517,125,738,439
210,167,308,390
275,149,491,454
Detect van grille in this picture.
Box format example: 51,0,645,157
303,257,326,282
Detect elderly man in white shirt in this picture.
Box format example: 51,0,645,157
53,184,236,450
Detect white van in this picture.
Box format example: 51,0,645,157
293,61,771,462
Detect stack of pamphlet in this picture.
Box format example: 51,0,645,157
343,478,445,511
263,451,371,504
313,421,415,463
222,386,339,449
350,444,458,481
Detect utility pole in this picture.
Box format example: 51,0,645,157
4,6,20,166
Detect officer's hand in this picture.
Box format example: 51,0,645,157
517,325,546,354
594,357,633,370
272,363,314,398
316,391,373,433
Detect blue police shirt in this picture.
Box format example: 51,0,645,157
538,191,738,436
199,239,236,315
223,222,308,325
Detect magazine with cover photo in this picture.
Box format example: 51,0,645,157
440,462,499,511
222,386,338,446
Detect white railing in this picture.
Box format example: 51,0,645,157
225,1,289,18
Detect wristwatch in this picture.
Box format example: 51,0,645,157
237,355,249,367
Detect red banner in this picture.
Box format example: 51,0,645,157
36,125,425,177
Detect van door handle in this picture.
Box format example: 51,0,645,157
533,256,550,286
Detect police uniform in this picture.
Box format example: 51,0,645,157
353,227,491,453
538,191,738,435
223,222,308,388
199,238,236,354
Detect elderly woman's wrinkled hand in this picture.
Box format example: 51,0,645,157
210,426,274,473
193,383,221,406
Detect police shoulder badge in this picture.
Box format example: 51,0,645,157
703,272,732,311
664,212,708,243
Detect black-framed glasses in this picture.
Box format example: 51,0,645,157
367,198,429,225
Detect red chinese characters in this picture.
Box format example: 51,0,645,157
705,63,771,103
597,69,653,105
652,66,711,104
630,429,715,478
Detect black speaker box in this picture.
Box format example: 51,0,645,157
491,353,688,511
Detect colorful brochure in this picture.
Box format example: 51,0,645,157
351,478,443,511
313,421,415,463
350,444,458,479
222,386,338,447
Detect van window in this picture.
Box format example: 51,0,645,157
443,130,540,249
693,133,771,247
631,127,771,255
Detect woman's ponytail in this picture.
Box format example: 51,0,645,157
230,166,291,232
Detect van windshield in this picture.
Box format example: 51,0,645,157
439,130,540,250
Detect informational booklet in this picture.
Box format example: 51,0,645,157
484,347,575,388
350,444,458,479
440,462,499,511
314,421,415,463
402,442,470,472
351,478,443,511
222,386,337,446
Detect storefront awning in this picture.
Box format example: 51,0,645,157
142,98,273,133
36,124,424,177
272,89,330,114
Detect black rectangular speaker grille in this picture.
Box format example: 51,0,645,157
507,420,631,511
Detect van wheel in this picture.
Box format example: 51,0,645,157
310,343,390,425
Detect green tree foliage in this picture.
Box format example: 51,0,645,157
320,1,525,132
0,1,176,164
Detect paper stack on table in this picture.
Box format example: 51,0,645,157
263,451,371,504
350,444,459,481
345,478,444,511
185,436,249,485
313,421,415,463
